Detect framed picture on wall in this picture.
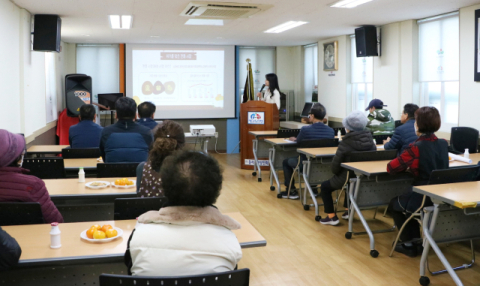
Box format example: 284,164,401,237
475,9,480,81
323,41,338,71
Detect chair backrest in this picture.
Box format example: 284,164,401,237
22,157,65,179
0,202,44,226
297,138,339,148
276,129,300,138
62,148,101,159
429,166,480,185
373,135,390,145
346,150,398,163
97,163,140,178
332,127,346,136
99,269,250,286
114,197,168,220
395,120,403,129
450,127,479,154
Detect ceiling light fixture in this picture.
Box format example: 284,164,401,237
264,21,308,33
109,15,133,29
185,19,224,26
330,0,373,8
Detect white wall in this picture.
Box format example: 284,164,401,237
0,0,74,139
276,46,303,112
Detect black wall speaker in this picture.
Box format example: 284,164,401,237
355,25,378,57
33,14,61,52
65,74,92,117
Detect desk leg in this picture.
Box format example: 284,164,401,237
268,148,281,195
252,139,262,181
302,160,322,221
420,205,464,286
347,179,358,234
203,138,209,155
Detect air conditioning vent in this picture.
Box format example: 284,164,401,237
181,2,272,19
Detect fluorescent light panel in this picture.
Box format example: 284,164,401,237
330,0,373,8
109,15,132,29
264,21,308,33
185,19,224,26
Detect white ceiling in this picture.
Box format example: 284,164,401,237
12,0,480,46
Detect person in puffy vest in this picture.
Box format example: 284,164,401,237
365,99,395,135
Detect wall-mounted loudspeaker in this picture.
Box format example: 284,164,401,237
33,14,61,52
355,25,378,57
65,74,92,117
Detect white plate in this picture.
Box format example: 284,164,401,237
80,227,123,243
111,180,136,189
85,181,110,189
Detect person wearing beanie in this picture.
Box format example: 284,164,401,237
319,110,376,226
0,130,63,223
365,99,395,136
281,103,334,200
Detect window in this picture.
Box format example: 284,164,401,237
350,36,373,112
303,44,318,103
418,13,459,132
45,53,58,123
237,47,276,99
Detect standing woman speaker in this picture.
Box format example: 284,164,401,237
256,73,281,110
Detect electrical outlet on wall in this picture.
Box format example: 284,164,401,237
214,132,219,138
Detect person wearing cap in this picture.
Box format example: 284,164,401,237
365,99,395,136
281,103,334,200
384,103,419,155
319,110,376,226
0,130,63,223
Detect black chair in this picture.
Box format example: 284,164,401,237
97,163,140,178
297,138,339,148
62,148,101,159
0,202,44,226
114,197,168,220
22,157,65,179
373,135,390,145
346,150,398,163
450,127,479,154
99,269,250,286
394,120,403,129
429,166,480,185
333,127,346,136
276,129,300,138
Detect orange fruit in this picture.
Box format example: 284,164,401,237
126,180,134,186
118,180,126,186
92,224,101,230
115,179,121,185
101,224,112,233
86,226,97,239
93,230,106,239
105,228,118,238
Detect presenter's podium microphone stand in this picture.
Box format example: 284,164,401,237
240,100,279,170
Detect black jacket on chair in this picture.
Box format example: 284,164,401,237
329,130,377,189
0,226,21,271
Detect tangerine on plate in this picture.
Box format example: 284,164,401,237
126,180,134,186
86,226,97,239
101,224,112,233
93,230,106,239
105,228,118,238
115,179,121,185
92,224,101,230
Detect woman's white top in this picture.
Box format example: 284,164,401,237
261,89,281,110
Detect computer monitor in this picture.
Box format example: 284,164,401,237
98,93,124,110
301,102,313,118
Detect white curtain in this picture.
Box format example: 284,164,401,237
303,44,318,102
238,47,276,95
351,37,373,84
45,53,57,123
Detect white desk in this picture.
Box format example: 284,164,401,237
264,138,298,196
248,131,278,182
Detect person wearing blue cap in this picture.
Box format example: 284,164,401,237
365,99,395,135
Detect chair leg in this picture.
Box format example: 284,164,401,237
383,205,389,217
373,207,378,219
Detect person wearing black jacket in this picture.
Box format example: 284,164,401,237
0,226,21,271
320,110,377,226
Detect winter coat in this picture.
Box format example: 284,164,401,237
384,119,418,155
329,130,377,189
0,167,64,223
0,226,21,271
127,206,242,276
366,108,395,135
296,122,335,143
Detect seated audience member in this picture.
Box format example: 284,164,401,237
384,104,419,155
282,103,334,199
69,104,103,148
126,151,242,276
137,120,185,197
0,226,21,271
320,111,376,226
137,102,160,130
99,97,153,163
365,99,395,135
0,130,63,223
387,107,448,257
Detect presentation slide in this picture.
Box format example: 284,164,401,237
126,44,235,119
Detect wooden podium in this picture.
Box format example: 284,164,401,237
240,101,279,170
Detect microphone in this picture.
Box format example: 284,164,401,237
259,84,265,92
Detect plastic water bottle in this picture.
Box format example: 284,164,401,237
373,138,377,145
78,167,85,183
50,222,61,249
464,149,470,159
337,130,342,141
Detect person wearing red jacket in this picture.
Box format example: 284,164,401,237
0,130,63,223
